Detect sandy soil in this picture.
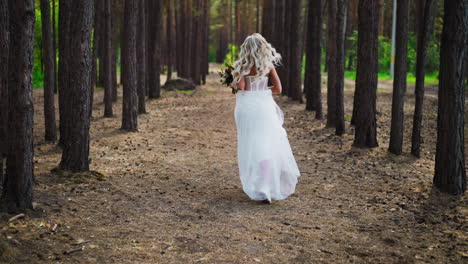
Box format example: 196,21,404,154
1,66,467,263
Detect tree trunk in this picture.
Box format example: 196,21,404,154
389,0,409,155
335,0,346,136
58,0,71,146
433,0,466,195
166,0,174,81
111,4,118,103
58,0,93,172
326,0,337,126
273,0,285,89
353,0,379,148
411,0,435,157
52,0,57,94
137,0,147,114
91,0,101,118
148,0,163,99
281,0,291,97
216,0,229,64
261,0,275,42
289,0,304,103
40,0,57,142
121,0,138,131
191,0,202,84
201,0,210,84
103,0,113,117
0,0,9,193
1,0,35,211
305,0,322,116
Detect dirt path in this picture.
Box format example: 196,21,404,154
1,68,467,263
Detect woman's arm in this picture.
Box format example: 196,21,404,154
269,67,282,94
235,75,246,90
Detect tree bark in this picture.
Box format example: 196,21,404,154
389,0,409,155
58,0,93,172
148,0,163,99
433,0,466,195
166,0,174,81
121,0,138,131
353,0,380,148
0,0,9,189
103,0,113,117
91,0,101,118
52,0,57,94
1,0,35,211
411,0,435,157
335,0,346,136
289,0,304,103
326,0,338,127
305,0,322,116
137,0,147,114
58,0,71,146
281,0,291,97
261,0,275,42
40,0,57,142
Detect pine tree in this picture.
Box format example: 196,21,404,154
40,0,57,142
1,0,35,211
121,0,138,131
433,0,466,195
353,0,380,148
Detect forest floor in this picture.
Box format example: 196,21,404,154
1,65,467,263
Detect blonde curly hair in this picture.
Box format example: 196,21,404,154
232,33,281,84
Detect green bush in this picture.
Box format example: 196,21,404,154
223,44,238,66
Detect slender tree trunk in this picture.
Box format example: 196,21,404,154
411,0,435,157
121,0,138,131
256,0,260,32
137,0,147,114
434,0,466,195
389,0,409,155
305,0,322,116
110,4,117,102
191,0,202,84
148,0,163,99
353,0,380,148
273,0,285,87
281,0,291,97
146,0,152,95
1,0,35,211
103,0,113,117
166,0,173,81
289,0,304,102
91,0,101,118
59,0,94,172
261,0,275,42
40,0,57,142
0,0,9,192
52,0,57,94
201,0,210,84
335,0,346,135
326,0,337,126
58,0,71,146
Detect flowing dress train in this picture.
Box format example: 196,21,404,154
234,76,300,202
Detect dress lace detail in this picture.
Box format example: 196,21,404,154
234,76,300,202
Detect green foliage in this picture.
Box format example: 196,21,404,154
33,7,44,89
344,30,440,82
223,44,238,66
208,48,217,63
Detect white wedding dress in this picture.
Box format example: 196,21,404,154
234,76,300,202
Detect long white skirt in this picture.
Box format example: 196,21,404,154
234,90,300,202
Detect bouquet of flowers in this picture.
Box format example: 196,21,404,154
219,65,237,94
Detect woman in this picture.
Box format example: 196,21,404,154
233,33,300,203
